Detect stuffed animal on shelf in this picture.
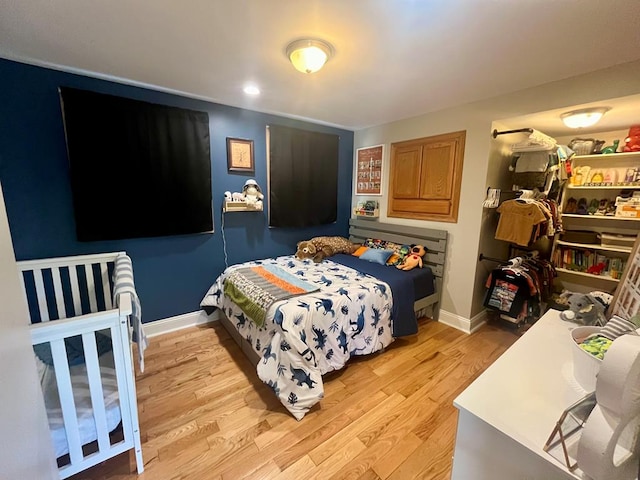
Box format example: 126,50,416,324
295,236,359,263
396,245,427,271
559,291,608,326
242,179,264,209
623,125,640,152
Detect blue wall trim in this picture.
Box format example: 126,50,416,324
0,58,354,322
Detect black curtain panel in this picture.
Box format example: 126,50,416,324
60,87,212,241
268,125,339,228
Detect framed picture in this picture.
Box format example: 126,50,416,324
355,144,384,195
227,137,255,173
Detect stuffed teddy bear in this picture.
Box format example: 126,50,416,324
559,291,608,326
295,236,359,263
242,179,263,209
623,125,640,152
396,245,427,271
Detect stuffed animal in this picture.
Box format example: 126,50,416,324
396,245,426,271
242,179,264,209
623,125,640,152
559,291,608,326
295,236,359,263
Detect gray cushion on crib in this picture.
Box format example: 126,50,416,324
33,332,113,367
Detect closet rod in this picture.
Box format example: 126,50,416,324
478,253,508,264
492,128,533,138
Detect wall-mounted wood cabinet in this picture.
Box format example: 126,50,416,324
388,130,465,222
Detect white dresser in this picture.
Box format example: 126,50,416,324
452,309,591,480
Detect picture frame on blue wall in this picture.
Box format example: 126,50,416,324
227,137,255,173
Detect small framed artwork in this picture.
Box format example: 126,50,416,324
355,144,384,195
227,137,255,173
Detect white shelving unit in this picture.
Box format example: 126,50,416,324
552,151,640,291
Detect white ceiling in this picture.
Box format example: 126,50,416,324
1,0,640,131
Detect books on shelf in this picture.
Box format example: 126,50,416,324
553,246,626,279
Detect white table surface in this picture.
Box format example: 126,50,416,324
453,308,591,477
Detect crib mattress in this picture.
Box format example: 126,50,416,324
38,350,122,458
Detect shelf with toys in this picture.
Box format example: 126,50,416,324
552,150,640,290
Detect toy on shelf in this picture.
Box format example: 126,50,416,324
223,180,264,212
354,200,379,218
623,125,640,152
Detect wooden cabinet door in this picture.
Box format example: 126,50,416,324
392,144,423,198
389,131,465,222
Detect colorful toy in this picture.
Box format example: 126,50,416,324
396,245,427,271
623,125,640,152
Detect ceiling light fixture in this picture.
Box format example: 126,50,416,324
243,85,260,95
286,38,333,74
560,107,610,129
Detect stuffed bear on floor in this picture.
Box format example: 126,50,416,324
295,236,359,263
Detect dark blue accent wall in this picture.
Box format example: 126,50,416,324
0,58,354,322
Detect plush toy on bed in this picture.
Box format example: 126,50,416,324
558,291,610,326
396,245,427,271
295,236,359,263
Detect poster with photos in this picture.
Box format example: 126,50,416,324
355,145,383,195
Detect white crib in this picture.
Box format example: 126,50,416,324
17,252,144,479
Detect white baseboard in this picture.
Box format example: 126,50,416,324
144,309,219,338
149,307,489,338
438,309,487,334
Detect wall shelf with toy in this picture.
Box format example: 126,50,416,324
353,200,379,219
223,179,264,213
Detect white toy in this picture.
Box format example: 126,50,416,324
224,191,232,202
242,179,263,209
231,192,244,202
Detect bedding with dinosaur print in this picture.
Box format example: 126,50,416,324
200,255,394,420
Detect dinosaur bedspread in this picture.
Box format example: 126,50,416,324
200,255,395,420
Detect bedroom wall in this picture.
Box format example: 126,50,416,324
354,59,640,330
0,58,355,323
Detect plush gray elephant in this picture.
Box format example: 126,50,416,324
559,292,607,326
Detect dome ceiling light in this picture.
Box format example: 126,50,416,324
286,38,333,74
561,107,610,129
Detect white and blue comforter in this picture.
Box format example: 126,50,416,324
200,255,394,420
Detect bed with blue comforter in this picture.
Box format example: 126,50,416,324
200,253,435,420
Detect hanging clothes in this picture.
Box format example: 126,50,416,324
483,255,556,323
495,197,561,247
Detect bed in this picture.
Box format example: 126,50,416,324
200,219,448,420
17,252,145,479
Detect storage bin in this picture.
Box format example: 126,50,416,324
600,232,637,247
570,326,602,392
562,230,599,244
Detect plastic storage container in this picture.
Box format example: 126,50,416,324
570,326,602,392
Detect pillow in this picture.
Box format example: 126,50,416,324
360,248,394,265
386,253,401,265
364,238,389,249
352,246,369,257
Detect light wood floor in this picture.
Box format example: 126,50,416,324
70,318,518,480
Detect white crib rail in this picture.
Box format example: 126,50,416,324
30,296,142,479
17,252,124,323
20,252,143,479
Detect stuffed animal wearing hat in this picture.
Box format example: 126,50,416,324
295,236,359,263
242,179,263,209
397,245,426,271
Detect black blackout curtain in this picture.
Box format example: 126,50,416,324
268,125,339,228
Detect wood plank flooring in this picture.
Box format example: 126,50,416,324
69,318,518,480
